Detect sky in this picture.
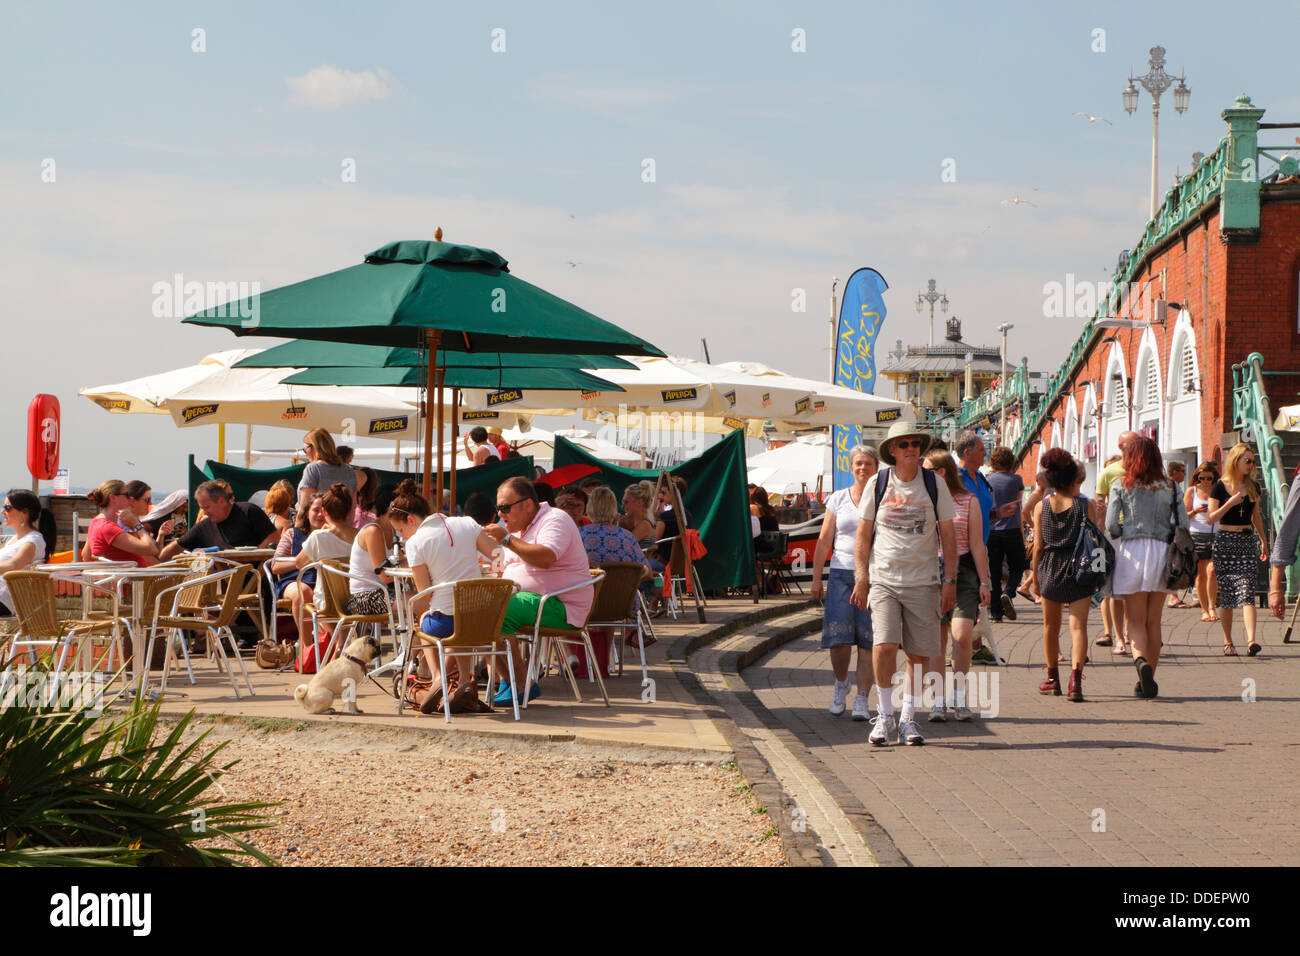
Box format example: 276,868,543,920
4,0,1299,493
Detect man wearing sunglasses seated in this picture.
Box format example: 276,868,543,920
483,477,595,707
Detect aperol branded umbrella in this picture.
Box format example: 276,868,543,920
184,238,665,498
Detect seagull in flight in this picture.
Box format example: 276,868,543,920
1075,112,1112,125
1001,196,1037,207
567,260,582,268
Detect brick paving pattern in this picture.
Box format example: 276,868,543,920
746,600,1300,865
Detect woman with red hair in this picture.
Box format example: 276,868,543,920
1105,435,1187,698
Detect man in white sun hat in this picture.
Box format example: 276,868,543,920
851,421,958,746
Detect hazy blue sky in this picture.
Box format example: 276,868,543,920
4,1,1299,492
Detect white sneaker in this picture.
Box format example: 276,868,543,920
829,678,852,716
851,693,870,721
929,699,948,722
869,713,896,746
899,717,926,745
953,703,974,722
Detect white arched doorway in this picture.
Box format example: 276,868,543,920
1102,341,1130,459
1081,384,1100,491
1164,309,1203,470
1133,327,1164,448
1064,397,1080,458
1050,421,1061,450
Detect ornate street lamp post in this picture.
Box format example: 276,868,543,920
915,278,949,348
1123,46,1191,220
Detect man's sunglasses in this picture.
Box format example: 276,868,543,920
497,498,529,514
894,439,924,450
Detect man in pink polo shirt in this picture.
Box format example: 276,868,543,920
484,476,594,706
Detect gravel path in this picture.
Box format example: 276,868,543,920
186,719,786,867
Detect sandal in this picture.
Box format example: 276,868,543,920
1096,635,1114,647
1223,643,1238,656
1248,642,1262,657
1112,641,1128,655
1200,612,1214,622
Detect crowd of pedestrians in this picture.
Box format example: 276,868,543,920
809,419,1293,744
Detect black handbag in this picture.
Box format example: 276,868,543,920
1071,502,1114,592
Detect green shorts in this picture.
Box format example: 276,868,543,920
500,590,575,636
941,558,982,623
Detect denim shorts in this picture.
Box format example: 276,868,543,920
419,610,455,638
821,568,873,650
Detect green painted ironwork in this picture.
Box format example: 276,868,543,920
1232,352,1296,597
999,100,1250,463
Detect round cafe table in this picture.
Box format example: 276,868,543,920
83,565,199,697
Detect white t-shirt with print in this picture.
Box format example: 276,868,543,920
858,467,956,587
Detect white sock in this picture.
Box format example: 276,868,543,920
877,688,894,718
900,693,917,723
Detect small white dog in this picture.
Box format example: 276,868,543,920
294,635,380,715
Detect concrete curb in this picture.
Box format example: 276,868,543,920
717,619,910,867
664,599,826,866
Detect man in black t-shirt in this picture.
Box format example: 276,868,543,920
159,481,278,561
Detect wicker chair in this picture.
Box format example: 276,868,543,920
1,570,121,702
515,570,608,707
589,562,650,683
148,564,257,698
314,562,395,669
401,578,520,721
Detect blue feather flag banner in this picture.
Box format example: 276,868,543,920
832,268,888,491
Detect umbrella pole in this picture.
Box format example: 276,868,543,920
450,387,460,513
218,423,226,464
435,356,446,509
424,329,441,500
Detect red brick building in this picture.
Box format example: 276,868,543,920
1004,95,1300,493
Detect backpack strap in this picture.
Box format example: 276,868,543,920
921,467,940,521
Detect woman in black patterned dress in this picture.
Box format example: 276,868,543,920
1032,449,1103,702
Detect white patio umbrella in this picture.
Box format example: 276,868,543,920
459,354,810,421
717,361,916,427
503,425,641,464
79,349,266,415
747,433,833,494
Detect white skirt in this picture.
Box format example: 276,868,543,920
1111,537,1171,596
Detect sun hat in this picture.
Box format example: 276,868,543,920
144,489,190,523
878,421,932,466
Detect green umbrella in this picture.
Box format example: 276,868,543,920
231,341,638,371
184,238,664,498
280,365,625,391
184,239,664,357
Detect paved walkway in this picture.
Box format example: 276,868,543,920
745,600,1300,865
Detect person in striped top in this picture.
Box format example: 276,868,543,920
923,450,991,722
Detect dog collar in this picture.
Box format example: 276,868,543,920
343,653,368,669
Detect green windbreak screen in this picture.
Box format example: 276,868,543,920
551,430,755,590
188,454,533,523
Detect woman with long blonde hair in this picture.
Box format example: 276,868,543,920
297,426,357,513
1207,444,1269,656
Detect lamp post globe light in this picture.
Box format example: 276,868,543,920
916,278,949,348
1122,46,1191,220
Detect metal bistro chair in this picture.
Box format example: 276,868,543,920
148,564,257,698
655,534,707,620
590,562,651,684
515,570,608,708
1,570,122,704
401,578,520,721
756,530,803,596
315,562,396,670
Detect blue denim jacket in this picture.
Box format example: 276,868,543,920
1106,479,1187,541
